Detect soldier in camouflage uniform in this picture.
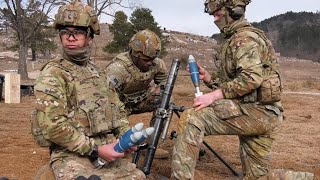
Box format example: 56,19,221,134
171,1,317,179
104,30,169,159
32,1,145,179
171,0,283,179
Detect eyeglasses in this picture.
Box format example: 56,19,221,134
59,29,88,40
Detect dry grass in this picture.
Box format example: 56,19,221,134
280,57,320,92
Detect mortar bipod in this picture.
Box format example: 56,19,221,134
169,130,240,177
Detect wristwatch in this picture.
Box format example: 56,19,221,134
89,144,99,159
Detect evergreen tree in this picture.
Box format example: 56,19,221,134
104,11,134,53
105,8,168,57
250,11,320,62
130,8,160,34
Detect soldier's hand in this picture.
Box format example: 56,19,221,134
198,63,211,83
98,140,125,162
124,145,138,155
187,62,211,82
193,89,224,111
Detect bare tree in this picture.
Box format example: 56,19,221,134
0,0,61,80
85,0,141,18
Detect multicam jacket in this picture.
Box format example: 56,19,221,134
105,52,167,106
206,19,282,108
34,58,128,161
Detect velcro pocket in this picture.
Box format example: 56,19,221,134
30,110,52,147
212,99,243,120
258,72,282,104
88,98,121,135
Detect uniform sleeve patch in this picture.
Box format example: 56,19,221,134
109,75,120,89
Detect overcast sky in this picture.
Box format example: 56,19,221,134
105,0,320,36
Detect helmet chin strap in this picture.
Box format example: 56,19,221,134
130,52,141,69
130,50,142,65
84,28,91,47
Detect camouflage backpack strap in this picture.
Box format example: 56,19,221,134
115,52,153,80
219,36,233,82
234,26,282,104
235,26,280,73
114,52,136,75
41,58,77,82
40,58,65,71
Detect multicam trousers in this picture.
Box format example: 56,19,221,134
51,154,145,180
171,99,283,180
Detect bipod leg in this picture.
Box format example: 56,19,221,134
202,140,240,177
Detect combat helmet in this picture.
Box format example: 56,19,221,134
204,0,251,19
53,1,100,35
129,29,161,59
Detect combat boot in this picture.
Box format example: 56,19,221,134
142,148,170,159
154,148,170,159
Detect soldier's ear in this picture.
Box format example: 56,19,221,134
87,37,93,46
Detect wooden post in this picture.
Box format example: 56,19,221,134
5,73,20,103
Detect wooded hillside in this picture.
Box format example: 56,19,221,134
252,11,320,62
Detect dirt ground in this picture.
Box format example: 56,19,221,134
0,58,320,180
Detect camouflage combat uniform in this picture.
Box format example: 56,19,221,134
105,52,167,115
34,58,145,180
171,20,284,180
